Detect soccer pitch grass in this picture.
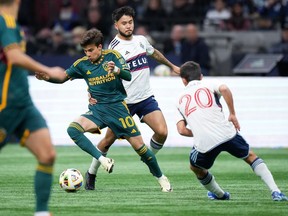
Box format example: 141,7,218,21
0,145,287,216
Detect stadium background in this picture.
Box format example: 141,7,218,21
16,0,288,147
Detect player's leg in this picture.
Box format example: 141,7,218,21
25,128,55,216
67,115,114,173
85,128,116,190
226,133,287,201
190,147,230,200
244,150,288,201
125,135,172,192
142,110,168,154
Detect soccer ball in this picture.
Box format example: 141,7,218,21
153,64,171,76
59,168,83,192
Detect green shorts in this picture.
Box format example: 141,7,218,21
82,101,141,138
0,104,47,148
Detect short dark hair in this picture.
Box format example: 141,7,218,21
80,28,103,47
112,6,135,22
180,61,202,82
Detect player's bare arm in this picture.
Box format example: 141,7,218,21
5,46,64,75
219,84,240,131
176,120,193,137
151,49,180,74
35,69,69,84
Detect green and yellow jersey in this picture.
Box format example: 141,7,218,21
66,49,130,104
0,13,32,111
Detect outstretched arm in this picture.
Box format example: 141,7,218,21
219,84,240,131
150,49,180,75
35,69,69,84
5,47,66,79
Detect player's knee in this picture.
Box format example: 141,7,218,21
67,122,84,140
155,127,168,141
38,147,56,165
244,150,258,164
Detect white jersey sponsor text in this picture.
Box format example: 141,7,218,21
109,35,154,104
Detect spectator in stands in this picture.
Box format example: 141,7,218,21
189,0,212,26
181,24,211,76
222,1,252,30
163,24,184,58
68,26,87,56
169,0,195,25
30,28,53,55
53,0,82,32
140,0,168,31
269,25,288,76
134,25,155,46
44,25,70,55
82,5,111,39
256,0,282,30
204,0,231,31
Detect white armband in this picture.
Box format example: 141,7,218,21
113,66,119,74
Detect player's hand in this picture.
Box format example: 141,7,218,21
107,61,119,75
88,92,97,105
228,114,240,131
35,71,49,80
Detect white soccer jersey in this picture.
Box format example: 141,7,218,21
108,35,154,104
175,80,237,153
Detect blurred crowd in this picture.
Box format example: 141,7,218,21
18,0,288,75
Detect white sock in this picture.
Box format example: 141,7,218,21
200,172,225,197
89,147,106,175
150,138,164,155
88,157,101,175
34,211,50,216
252,159,280,193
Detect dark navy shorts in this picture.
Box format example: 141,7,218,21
128,96,161,122
189,133,250,170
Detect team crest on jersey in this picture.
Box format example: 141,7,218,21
119,57,126,65
139,42,144,49
102,61,109,72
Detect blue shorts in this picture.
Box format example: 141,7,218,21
189,133,250,170
128,96,161,122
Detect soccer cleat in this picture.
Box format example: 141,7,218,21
84,171,96,190
157,175,173,192
101,157,114,173
207,191,230,200
272,191,288,201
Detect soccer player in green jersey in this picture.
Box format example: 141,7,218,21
35,28,172,192
0,1,65,216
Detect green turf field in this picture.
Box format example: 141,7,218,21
0,145,287,216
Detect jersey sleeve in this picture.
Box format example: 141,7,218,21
0,15,19,49
174,98,185,124
111,49,130,71
141,35,154,56
65,61,84,80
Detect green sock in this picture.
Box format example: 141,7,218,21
136,144,162,178
34,164,53,212
67,122,102,159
